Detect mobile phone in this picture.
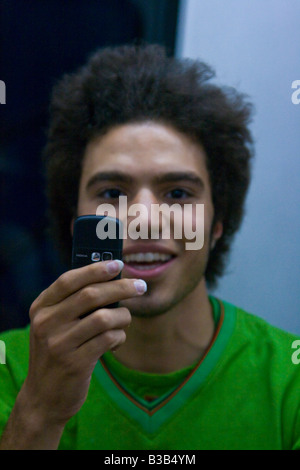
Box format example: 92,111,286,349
72,215,123,308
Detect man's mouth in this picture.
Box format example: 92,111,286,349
122,251,176,278
123,252,173,269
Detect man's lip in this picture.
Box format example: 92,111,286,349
122,243,177,256
122,256,176,280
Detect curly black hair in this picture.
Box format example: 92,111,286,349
45,44,254,288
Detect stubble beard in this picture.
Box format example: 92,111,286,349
121,233,213,319
123,263,206,319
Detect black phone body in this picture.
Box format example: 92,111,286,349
72,215,123,269
72,215,123,309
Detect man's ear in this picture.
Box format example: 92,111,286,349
210,221,223,250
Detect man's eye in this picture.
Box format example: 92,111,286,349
98,188,124,199
166,189,191,199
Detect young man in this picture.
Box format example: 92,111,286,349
0,45,299,450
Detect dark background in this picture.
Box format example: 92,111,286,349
0,0,180,332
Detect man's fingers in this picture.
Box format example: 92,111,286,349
31,260,124,310
55,278,147,321
77,328,127,363
29,275,146,336
63,307,132,349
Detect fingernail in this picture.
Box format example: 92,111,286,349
134,279,147,294
106,260,124,274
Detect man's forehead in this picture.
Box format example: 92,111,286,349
86,122,205,157
81,122,210,186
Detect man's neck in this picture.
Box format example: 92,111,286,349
113,280,215,373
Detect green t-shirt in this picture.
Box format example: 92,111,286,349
0,297,299,450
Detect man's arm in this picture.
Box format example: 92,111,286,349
0,390,65,450
0,260,146,450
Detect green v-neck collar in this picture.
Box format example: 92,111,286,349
92,297,236,434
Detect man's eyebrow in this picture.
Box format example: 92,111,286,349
85,170,205,191
86,171,133,190
154,172,205,188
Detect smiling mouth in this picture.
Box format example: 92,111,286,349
123,252,175,270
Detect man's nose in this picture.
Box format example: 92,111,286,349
128,189,161,238
131,189,159,212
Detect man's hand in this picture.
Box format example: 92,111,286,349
0,260,146,449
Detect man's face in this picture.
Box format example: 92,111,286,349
77,122,222,317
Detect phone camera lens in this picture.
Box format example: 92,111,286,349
91,252,101,262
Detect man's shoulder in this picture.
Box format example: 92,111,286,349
221,298,300,370
232,301,299,343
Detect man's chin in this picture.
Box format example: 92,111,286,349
119,295,171,319
120,270,206,318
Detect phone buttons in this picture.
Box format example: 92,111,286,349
91,252,113,262
91,252,101,262
102,252,113,261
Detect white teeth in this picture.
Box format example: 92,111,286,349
123,252,172,263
